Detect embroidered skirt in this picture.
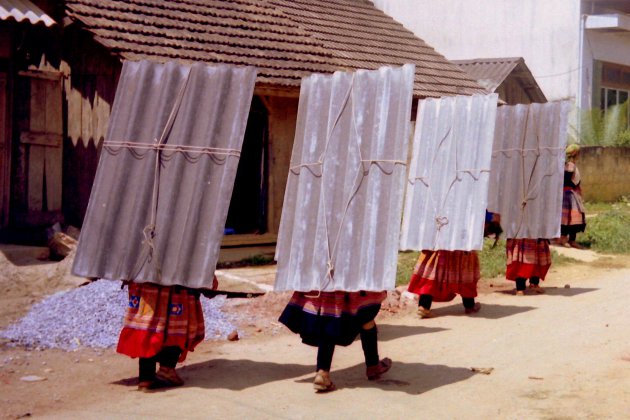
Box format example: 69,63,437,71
407,250,479,301
505,238,551,280
117,282,205,362
279,291,386,347
561,187,586,234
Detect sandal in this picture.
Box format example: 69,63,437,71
155,367,184,387
366,357,392,380
417,307,433,319
569,241,584,249
515,290,525,296
137,380,156,392
313,372,336,393
464,302,481,314
528,284,545,294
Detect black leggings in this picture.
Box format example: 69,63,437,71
515,277,540,291
316,326,380,371
419,294,475,310
139,346,182,382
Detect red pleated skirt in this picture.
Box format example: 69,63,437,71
407,250,479,301
116,282,205,362
505,238,551,280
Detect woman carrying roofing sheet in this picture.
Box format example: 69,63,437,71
279,290,392,392
559,144,587,248
116,276,217,391
407,249,482,318
505,237,551,295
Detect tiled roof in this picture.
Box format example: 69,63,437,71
453,57,547,102
65,0,484,98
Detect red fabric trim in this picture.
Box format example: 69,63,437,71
116,328,165,359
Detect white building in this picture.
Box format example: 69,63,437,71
373,0,630,113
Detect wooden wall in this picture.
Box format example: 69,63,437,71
60,28,120,226
263,95,298,234
496,75,536,105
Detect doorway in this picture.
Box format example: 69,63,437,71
224,96,269,235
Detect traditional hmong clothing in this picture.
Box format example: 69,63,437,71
505,238,552,281
279,291,386,347
117,282,205,363
561,162,586,238
407,250,480,301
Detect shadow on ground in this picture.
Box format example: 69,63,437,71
428,302,536,319
296,360,476,395
377,323,448,342
113,358,313,391
495,287,598,298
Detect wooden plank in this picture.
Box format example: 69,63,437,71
95,75,113,145
66,74,83,146
20,131,62,147
29,79,46,133
45,78,63,135
0,74,8,226
81,76,94,147
18,69,62,81
45,145,62,211
27,145,45,212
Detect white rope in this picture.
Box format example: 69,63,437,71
303,74,407,293
103,140,241,157
130,69,193,282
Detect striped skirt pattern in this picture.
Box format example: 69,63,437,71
505,238,552,280
279,291,386,347
117,282,205,361
407,250,479,301
561,187,586,233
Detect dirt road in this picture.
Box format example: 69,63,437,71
1,251,630,419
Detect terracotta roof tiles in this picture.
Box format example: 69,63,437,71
66,0,485,97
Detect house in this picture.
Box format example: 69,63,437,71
0,0,484,254
453,57,547,105
373,0,630,112
374,0,630,202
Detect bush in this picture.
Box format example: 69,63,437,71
571,104,630,147
396,250,419,287
479,238,506,279
579,209,630,253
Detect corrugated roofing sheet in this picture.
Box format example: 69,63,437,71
64,0,484,98
399,94,499,251
274,64,415,292
453,57,547,103
72,60,257,289
0,0,55,26
487,101,571,239
452,57,522,92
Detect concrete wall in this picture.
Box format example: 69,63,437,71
579,146,630,202
372,0,581,101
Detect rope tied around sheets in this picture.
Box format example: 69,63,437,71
103,141,241,162
128,68,198,282
301,74,406,296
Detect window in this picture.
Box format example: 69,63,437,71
600,62,630,126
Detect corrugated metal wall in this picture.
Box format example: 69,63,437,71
72,60,257,289
400,94,498,251
487,101,571,239
274,65,415,292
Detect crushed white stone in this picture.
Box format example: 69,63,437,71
0,280,237,350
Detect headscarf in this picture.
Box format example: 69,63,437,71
565,143,580,161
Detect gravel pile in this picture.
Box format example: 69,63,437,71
0,280,237,350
